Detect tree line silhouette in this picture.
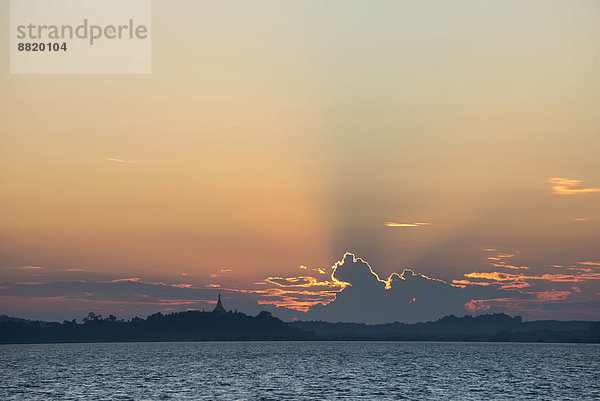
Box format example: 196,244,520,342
1,311,598,344
0,310,305,343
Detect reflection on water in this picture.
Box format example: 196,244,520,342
1,342,598,400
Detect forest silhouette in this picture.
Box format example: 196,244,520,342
1,310,599,344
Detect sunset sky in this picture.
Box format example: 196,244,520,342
1,1,599,322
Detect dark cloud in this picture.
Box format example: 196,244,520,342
2,253,599,323
301,253,593,323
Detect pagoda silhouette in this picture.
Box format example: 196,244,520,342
212,294,227,313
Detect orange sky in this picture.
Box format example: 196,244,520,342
1,1,599,321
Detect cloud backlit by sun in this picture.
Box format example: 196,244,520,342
4,251,600,322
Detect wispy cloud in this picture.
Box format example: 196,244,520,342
489,263,529,270
104,157,139,164
484,250,528,270
497,281,531,290
385,222,430,227
451,280,494,287
171,284,194,288
264,276,346,290
535,291,571,301
577,261,600,267
110,277,141,283
464,294,575,314
548,177,600,195
487,253,515,261
464,271,600,283
18,266,44,270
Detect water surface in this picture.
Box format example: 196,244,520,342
1,342,598,400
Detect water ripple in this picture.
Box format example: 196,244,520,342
0,342,598,400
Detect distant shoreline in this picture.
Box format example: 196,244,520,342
2,311,599,345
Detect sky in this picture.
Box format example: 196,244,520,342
1,0,599,323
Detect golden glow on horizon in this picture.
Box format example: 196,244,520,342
6,252,599,318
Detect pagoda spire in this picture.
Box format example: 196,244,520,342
212,294,226,313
